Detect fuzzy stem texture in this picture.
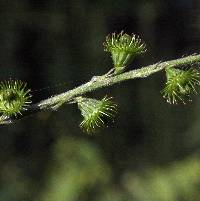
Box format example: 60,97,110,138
1,54,200,124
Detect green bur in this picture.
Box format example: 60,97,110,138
161,67,200,104
104,31,146,74
77,96,117,134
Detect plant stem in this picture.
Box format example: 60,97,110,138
1,54,200,124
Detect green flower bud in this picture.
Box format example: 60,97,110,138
104,31,146,74
161,67,200,104
77,96,117,134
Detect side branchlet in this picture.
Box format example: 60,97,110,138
1,32,200,131
161,67,200,104
104,31,146,74
76,96,117,134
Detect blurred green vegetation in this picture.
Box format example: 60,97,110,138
0,0,200,201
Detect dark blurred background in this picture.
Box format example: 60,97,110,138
0,0,200,201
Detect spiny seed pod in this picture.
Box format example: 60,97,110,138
77,96,117,134
103,31,146,74
0,80,31,116
161,67,200,104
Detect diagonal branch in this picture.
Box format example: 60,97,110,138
1,54,200,125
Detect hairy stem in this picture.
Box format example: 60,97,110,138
1,54,200,124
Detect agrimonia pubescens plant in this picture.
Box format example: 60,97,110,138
1,31,200,134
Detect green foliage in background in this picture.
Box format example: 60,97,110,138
40,137,111,201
